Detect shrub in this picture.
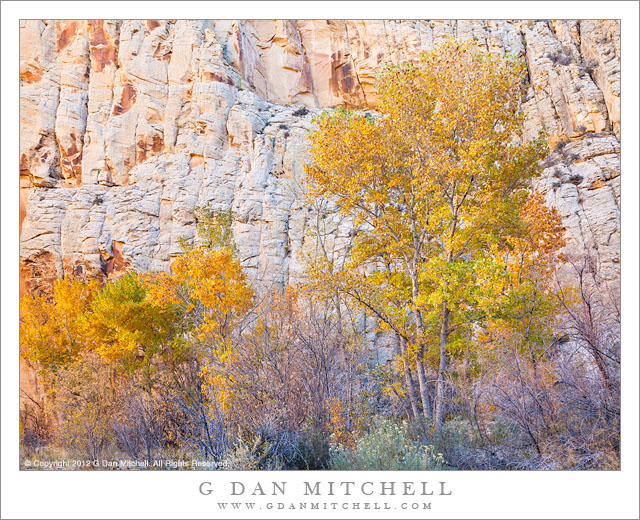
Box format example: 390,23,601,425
568,174,584,185
292,428,331,470
292,106,309,117
328,418,446,470
192,204,238,254
218,289,368,468
222,435,284,470
553,139,567,152
20,393,55,453
54,353,119,461
580,59,597,76
547,50,572,66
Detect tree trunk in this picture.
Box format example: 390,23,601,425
415,360,432,419
409,272,432,419
411,307,432,419
411,271,431,418
398,336,422,420
434,302,449,429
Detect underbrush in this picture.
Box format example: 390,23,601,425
328,417,446,470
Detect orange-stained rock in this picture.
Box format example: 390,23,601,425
20,20,620,293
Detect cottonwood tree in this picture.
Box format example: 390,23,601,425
472,193,567,460
142,210,255,460
81,273,177,380
20,277,100,374
305,40,547,428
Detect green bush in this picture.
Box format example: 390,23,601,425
328,418,445,470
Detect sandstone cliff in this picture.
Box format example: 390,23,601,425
20,20,620,293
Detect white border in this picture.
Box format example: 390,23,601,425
2,2,638,519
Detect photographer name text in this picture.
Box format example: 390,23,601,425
199,480,452,497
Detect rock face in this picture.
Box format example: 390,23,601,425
20,20,620,293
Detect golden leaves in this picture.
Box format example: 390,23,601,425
20,278,100,373
143,245,253,346
304,39,561,370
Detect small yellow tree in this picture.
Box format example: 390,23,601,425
20,278,100,375
80,272,177,384
144,246,253,348
142,218,254,458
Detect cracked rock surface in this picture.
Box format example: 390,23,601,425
20,20,620,293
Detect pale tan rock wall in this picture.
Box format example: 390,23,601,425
20,20,620,292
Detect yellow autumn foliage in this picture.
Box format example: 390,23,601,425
144,245,253,347
20,278,100,374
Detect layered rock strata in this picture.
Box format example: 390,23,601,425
20,20,621,293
